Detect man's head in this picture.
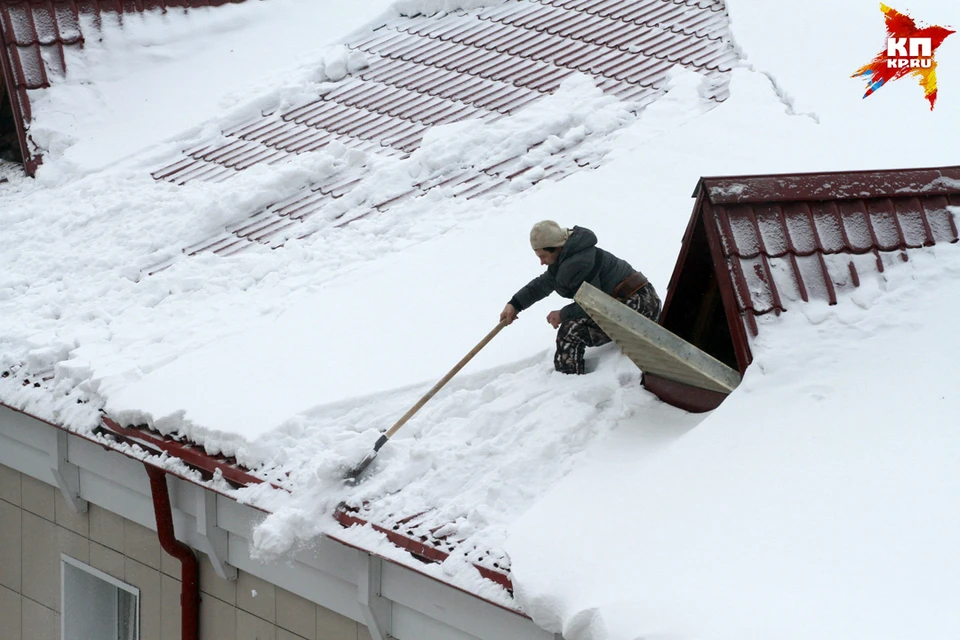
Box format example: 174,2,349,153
530,221,569,265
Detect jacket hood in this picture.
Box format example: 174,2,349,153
559,226,597,258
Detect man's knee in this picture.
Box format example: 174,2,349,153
629,285,661,322
554,320,587,374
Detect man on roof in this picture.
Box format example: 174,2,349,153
500,221,661,375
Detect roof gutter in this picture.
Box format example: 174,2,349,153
1,400,521,614
145,464,200,640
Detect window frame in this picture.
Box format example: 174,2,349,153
60,553,141,640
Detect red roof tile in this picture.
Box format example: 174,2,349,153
645,166,960,413
149,0,737,264
658,166,960,382
700,168,960,323
0,0,242,174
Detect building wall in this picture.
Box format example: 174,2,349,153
0,462,373,640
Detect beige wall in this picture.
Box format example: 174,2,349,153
0,463,372,640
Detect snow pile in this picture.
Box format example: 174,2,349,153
245,350,705,595
301,71,641,231
318,45,370,82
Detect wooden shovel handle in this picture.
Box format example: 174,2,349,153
384,320,509,439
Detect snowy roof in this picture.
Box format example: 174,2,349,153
149,0,737,260
0,0,241,174
0,0,743,605
3,0,960,628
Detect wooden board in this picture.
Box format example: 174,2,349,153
574,283,741,394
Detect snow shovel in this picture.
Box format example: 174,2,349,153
343,319,509,483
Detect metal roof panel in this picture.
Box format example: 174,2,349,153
696,167,960,331
114,0,737,255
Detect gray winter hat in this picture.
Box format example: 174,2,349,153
529,220,570,250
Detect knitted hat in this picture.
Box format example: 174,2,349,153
529,220,570,250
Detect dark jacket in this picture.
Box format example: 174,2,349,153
508,226,642,322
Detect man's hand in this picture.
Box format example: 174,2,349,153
500,303,519,325
546,310,562,329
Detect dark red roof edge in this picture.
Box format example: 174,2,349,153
98,418,516,591
642,373,730,413
0,27,39,174
657,190,755,374
695,165,960,205
324,527,526,619
102,416,516,594
0,400,249,504
100,416,270,488
703,196,757,356
333,508,514,593
1,399,517,600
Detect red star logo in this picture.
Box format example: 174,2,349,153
852,4,954,109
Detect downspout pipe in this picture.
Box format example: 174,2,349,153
145,464,200,640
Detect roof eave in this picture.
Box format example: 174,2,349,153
698,165,960,205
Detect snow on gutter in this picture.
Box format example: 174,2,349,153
0,399,519,607
99,415,517,592
0,400,555,639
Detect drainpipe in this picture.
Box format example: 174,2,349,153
145,464,200,640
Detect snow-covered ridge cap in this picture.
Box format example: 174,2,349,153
696,165,960,204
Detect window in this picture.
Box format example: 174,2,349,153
61,555,140,640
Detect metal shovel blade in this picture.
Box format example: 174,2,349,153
342,434,389,484
342,451,378,485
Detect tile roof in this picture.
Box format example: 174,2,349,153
0,0,241,173
699,167,960,332
151,0,738,259
647,166,960,413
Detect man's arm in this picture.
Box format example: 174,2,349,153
508,270,557,313
558,301,589,322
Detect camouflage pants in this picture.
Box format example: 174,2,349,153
554,284,661,375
